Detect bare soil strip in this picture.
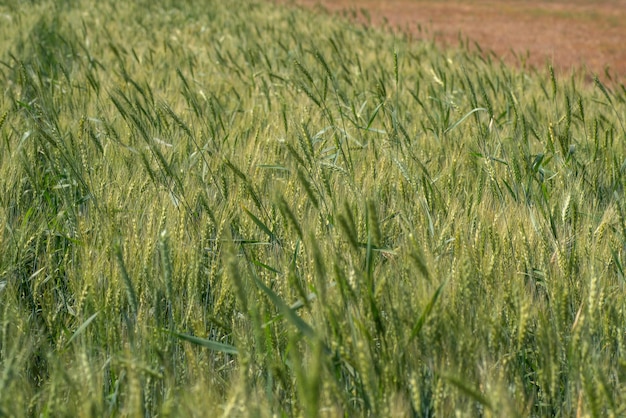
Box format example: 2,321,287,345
275,0,626,80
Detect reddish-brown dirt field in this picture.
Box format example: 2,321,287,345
275,0,626,81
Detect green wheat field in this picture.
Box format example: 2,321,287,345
1,0,626,416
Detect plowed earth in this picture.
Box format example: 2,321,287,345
275,0,626,81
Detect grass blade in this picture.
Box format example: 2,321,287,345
444,107,488,134
408,279,446,343
66,312,99,347
441,374,492,410
173,332,238,355
253,275,316,341
242,205,276,242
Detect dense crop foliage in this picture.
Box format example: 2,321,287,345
1,0,626,416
